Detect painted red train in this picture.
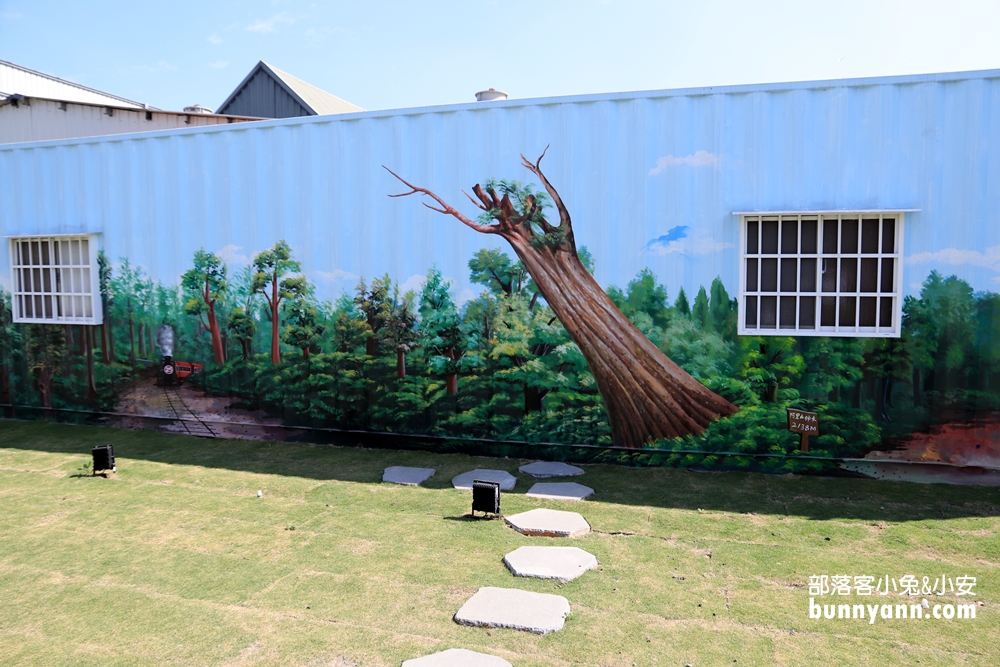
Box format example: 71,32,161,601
157,356,204,386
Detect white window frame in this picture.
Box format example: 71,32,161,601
8,233,103,325
735,211,914,338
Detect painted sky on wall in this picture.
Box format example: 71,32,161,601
1,0,1000,113
2,70,999,307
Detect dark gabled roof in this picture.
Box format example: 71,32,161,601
216,61,362,119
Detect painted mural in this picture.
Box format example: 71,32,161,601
3,71,1000,483
1,148,999,483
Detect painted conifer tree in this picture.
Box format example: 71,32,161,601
354,276,393,356
418,268,469,395
675,287,691,318
281,276,323,360
381,292,421,378
387,149,737,447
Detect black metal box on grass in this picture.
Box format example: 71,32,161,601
471,480,500,517
92,444,115,474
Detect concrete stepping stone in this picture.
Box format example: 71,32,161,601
402,648,511,667
383,466,435,486
451,469,517,491
519,461,584,478
526,482,594,501
504,508,591,537
454,586,570,634
503,545,598,581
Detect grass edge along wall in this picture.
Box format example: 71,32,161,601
1,69,999,481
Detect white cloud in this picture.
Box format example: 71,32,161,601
645,235,733,256
207,34,223,45
398,273,425,295
217,244,249,267
246,12,294,33
314,268,360,284
455,287,482,307
649,150,720,175
906,244,1000,272
208,60,229,69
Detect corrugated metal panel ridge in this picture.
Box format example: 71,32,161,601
5,67,1000,153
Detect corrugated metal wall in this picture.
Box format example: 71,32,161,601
218,70,311,119
2,70,999,306
0,98,260,145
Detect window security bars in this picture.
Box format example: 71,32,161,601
739,214,903,337
9,235,102,324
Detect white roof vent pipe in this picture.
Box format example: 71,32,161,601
475,88,508,102
183,104,213,114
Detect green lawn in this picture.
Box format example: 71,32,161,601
0,420,996,666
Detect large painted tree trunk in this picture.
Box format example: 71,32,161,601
397,350,407,379
507,235,736,445
387,149,737,448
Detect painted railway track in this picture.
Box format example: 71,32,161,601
161,387,218,437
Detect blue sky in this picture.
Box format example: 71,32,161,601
2,0,1000,112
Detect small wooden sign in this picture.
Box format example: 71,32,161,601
787,408,818,452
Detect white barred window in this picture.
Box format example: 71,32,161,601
738,212,907,337
9,234,102,324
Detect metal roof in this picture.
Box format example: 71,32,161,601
216,61,362,117
3,67,999,153
0,59,148,109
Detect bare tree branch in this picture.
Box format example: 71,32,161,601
384,166,498,235
520,145,572,232
463,190,489,211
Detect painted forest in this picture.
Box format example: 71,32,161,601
2,240,1000,472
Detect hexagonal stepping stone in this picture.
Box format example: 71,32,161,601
519,461,585,478
454,586,570,634
504,508,590,537
503,545,598,581
383,466,435,486
526,482,594,501
402,648,512,667
451,469,517,491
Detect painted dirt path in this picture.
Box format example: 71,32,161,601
109,380,300,441
841,412,1000,485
